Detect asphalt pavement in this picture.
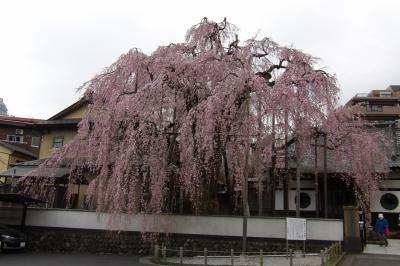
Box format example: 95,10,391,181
0,252,148,266
338,254,400,266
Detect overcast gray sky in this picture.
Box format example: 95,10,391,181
1,0,399,119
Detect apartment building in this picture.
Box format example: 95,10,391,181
346,85,400,230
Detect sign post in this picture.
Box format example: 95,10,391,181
286,218,307,257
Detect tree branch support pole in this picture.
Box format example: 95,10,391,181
284,110,289,215
257,99,263,216
314,134,319,217
295,141,301,218
242,142,250,255
258,175,263,216
271,113,276,216
242,93,250,255
323,133,328,218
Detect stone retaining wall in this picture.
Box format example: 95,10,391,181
24,226,331,255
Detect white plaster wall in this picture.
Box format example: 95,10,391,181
370,190,400,213
24,208,343,241
306,219,344,241
275,190,316,211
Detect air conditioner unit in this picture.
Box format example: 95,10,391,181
274,190,316,211
371,191,400,213
15,129,24,135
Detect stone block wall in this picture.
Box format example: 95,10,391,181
24,226,332,255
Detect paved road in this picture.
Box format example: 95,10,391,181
0,252,148,266
338,254,400,266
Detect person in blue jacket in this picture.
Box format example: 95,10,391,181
375,213,389,246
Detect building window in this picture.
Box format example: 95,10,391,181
6,135,24,143
295,192,311,209
380,91,392,97
52,137,64,148
367,105,383,112
31,136,41,147
380,193,399,211
396,130,400,148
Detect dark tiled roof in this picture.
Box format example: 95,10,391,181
387,85,400,92
0,116,42,124
0,141,37,158
37,119,80,127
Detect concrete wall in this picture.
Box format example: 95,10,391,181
24,208,343,241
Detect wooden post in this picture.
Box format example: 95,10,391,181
271,113,276,216
284,110,289,215
343,206,362,253
324,247,329,262
204,248,208,265
320,249,325,265
257,98,263,217
286,239,289,259
259,249,263,266
335,243,338,257
230,248,234,266
162,245,166,259
242,144,250,255
179,190,183,214
258,175,263,216
323,133,328,218
289,249,293,266
296,157,301,218
179,247,183,265
154,244,159,258
314,134,319,217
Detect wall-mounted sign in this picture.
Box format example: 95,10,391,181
286,217,307,241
